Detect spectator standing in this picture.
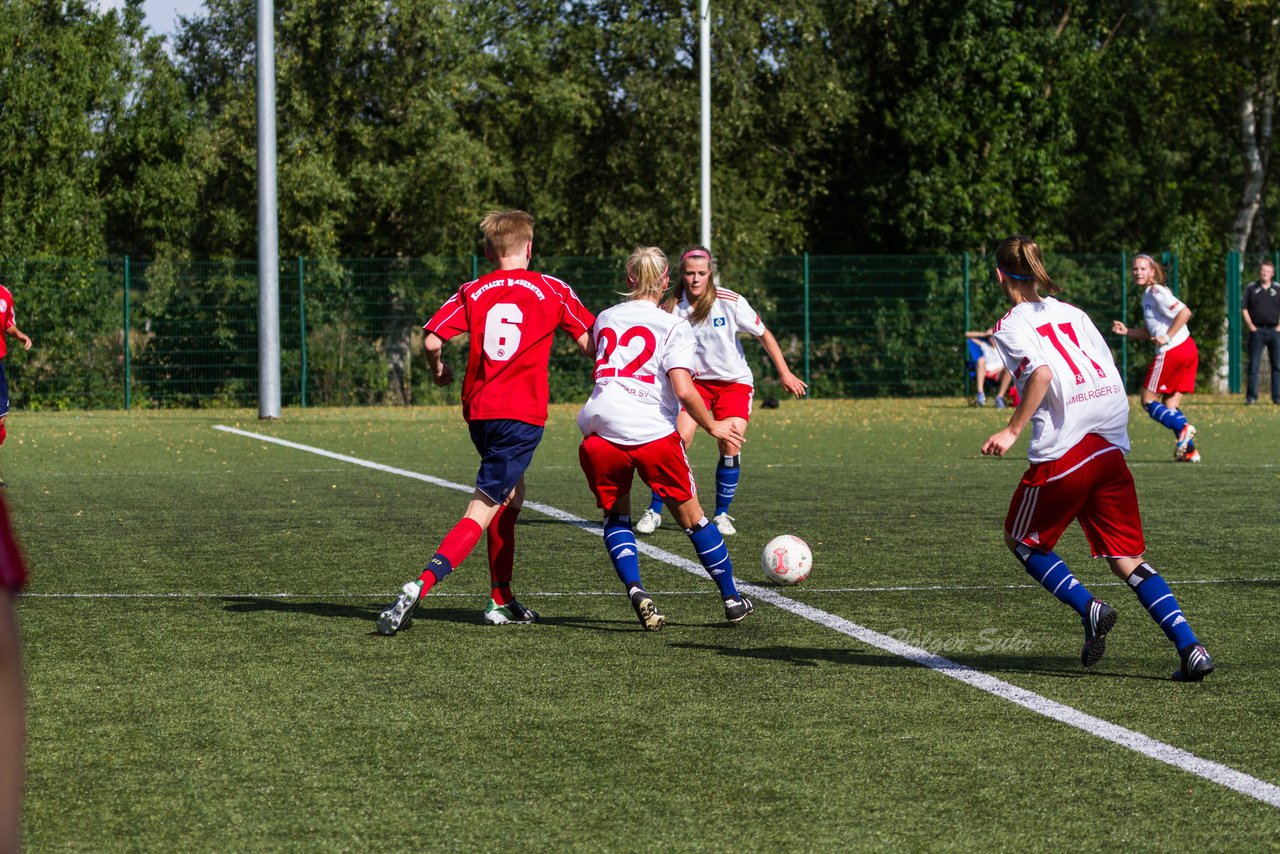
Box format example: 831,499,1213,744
1243,260,1280,405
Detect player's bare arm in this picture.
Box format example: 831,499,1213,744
670,368,746,446
422,331,454,386
982,365,1051,457
574,330,593,358
5,325,30,351
1157,306,1192,346
1110,319,1151,341
760,328,808,398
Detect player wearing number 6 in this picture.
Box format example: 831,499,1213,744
981,235,1213,682
377,210,595,635
577,247,754,629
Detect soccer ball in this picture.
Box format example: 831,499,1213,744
761,534,812,585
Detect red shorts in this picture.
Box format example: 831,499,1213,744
1004,433,1145,559
1143,336,1197,395
579,432,697,511
694,380,753,421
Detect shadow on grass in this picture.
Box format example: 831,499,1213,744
669,641,1166,680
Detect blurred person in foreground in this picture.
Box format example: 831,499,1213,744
0,495,29,854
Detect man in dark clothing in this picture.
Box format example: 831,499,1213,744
1243,261,1280,404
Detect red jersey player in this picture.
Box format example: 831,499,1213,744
377,211,595,635
577,247,751,629
981,235,1213,682
0,284,33,458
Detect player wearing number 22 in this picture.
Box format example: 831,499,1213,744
377,210,596,635
577,247,754,629
981,235,1213,682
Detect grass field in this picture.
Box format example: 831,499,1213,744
8,398,1280,850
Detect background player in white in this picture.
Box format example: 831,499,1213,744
981,235,1213,682
634,245,807,536
578,247,753,629
1110,254,1200,462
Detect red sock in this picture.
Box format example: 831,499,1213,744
487,505,520,605
416,518,483,594
0,424,7,447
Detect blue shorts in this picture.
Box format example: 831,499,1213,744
468,419,545,504
0,361,9,418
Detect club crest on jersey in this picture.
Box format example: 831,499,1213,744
713,317,727,327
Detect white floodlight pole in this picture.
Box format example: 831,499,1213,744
257,0,281,419
700,0,711,251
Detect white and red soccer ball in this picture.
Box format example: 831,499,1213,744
761,534,812,585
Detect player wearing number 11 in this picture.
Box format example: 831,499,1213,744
377,210,595,636
981,235,1213,682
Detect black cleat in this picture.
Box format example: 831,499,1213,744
724,595,755,624
1081,598,1116,667
1173,643,1215,682
629,587,665,631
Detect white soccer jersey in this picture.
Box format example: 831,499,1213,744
675,288,767,384
577,300,697,445
1140,284,1190,353
992,297,1130,463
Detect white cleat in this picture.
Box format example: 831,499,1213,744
634,508,662,535
712,513,737,536
377,579,424,636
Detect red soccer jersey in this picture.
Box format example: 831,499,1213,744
0,285,15,360
425,268,594,426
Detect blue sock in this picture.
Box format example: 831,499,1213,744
714,455,741,516
1144,401,1187,436
686,518,738,598
1127,563,1199,651
603,514,642,589
1013,544,1096,619
647,491,664,515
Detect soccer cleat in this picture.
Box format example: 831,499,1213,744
724,595,755,624
1080,598,1116,667
975,392,986,407
712,513,737,536
1182,448,1201,463
1175,424,1197,461
634,508,662,535
376,579,424,636
1173,643,1215,682
484,598,539,625
629,588,665,631
994,397,1007,409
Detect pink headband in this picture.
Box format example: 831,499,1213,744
681,249,711,262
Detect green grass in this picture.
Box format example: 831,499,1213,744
8,398,1280,850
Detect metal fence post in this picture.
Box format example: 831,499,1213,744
298,256,308,407
123,256,131,410
802,251,811,391
962,251,970,398
1120,252,1128,385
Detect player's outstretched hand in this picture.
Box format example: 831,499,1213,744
781,371,808,398
709,420,746,447
981,428,1018,458
433,362,455,387
1110,320,1127,336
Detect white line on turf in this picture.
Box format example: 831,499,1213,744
211,424,1280,809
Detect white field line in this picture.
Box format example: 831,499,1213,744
207,424,1280,808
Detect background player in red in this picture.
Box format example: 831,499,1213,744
377,211,595,635
982,235,1213,682
578,247,752,629
634,245,806,537
0,496,29,852
1110,254,1200,462
0,283,34,461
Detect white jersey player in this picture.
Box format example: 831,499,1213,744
633,245,807,537
577,246,754,630
1110,254,1200,462
981,234,1212,682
